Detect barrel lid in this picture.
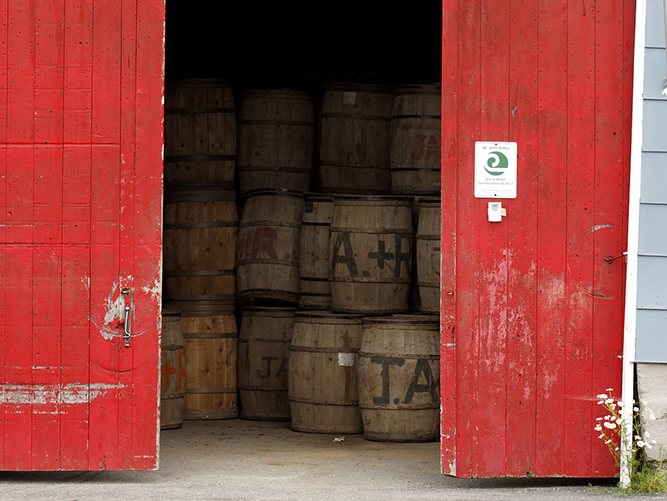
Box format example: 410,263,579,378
394,82,441,96
323,82,396,94
294,310,362,322
166,78,234,88
362,314,439,327
333,194,414,205
244,188,305,200
241,88,317,100
164,187,237,204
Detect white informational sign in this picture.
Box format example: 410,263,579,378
474,141,517,198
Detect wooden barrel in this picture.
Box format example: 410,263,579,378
237,89,316,197
415,198,441,314
236,189,304,306
318,84,394,194
329,196,414,314
182,308,238,420
160,309,186,430
288,311,363,433
299,194,334,309
390,83,442,195
163,188,238,305
238,307,295,421
357,315,440,442
164,79,236,188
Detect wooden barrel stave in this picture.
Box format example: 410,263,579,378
161,309,186,430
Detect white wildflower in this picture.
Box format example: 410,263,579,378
596,417,603,421
644,431,650,438
633,406,639,412
637,440,646,448
597,394,608,399
604,422,617,429
606,388,614,392
595,425,602,431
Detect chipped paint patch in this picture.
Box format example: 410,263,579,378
584,223,615,236
0,383,126,405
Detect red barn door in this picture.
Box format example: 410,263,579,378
0,0,165,470
440,0,634,477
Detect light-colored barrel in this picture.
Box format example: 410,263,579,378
161,309,186,430
299,194,334,309
329,196,414,314
319,84,394,194
390,83,441,195
236,190,304,306
358,315,440,442
288,311,363,433
237,89,316,197
164,79,236,188
416,198,441,313
182,309,238,420
163,188,237,305
238,307,295,421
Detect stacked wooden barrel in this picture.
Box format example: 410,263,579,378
161,80,442,438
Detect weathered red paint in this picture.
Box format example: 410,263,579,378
0,0,165,471
441,0,633,477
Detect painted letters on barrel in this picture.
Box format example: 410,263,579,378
238,307,295,421
329,196,413,314
357,315,440,442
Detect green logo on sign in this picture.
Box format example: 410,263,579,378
484,151,509,176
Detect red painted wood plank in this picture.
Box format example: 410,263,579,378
473,0,512,477
34,148,63,246
589,0,631,477
31,245,62,470
440,0,458,476
118,0,139,468
4,246,34,470
92,0,120,145
63,0,92,144
562,0,597,478
62,147,92,245
7,0,35,145
454,0,483,478
88,246,122,471
0,0,8,146
533,0,569,477
131,0,164,468
505,0,539,477
59,246,90,470
34,0,65,146
0,144,6,469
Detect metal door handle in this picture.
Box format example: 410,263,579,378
122,289,132,347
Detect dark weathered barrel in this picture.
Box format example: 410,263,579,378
160,309,186,429
357,315,440,442
390,83,441,195
299,194,334,309
415,198,441,313
288,311,363,433
163,188,238,305
164,79,236,188
237,89,316,197
319,84,394,194
238,307,295,421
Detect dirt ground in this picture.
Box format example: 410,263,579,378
0,419,655,501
